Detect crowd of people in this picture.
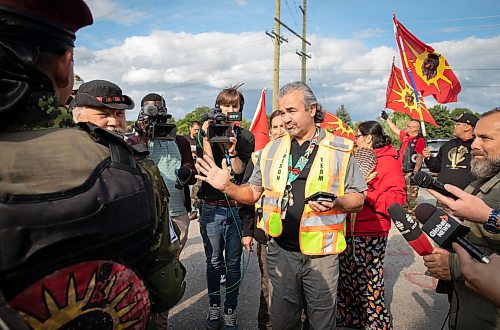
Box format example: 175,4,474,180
1,1,499,330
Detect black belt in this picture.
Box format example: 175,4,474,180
203,199,239,208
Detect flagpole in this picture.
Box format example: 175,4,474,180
393,14,427,137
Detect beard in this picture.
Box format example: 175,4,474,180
471,151,500,178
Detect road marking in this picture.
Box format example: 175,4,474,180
169,288,208,317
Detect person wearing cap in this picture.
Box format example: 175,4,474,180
0,1,184,328
71,79,134,133
423,112,479,192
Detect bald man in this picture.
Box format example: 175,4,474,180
384,116,425,216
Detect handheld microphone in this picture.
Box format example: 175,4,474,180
415,203,490,264
412,171,457,199
175,167,192,189
387,203,434,256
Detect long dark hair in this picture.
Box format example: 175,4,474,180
358,120,392,149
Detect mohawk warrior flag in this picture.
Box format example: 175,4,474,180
319,112,356,141
250,88,270,151
386,62,437,126
393,15,461,103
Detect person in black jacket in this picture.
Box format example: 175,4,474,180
423,113,479,191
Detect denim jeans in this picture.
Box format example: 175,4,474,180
199,203,243,308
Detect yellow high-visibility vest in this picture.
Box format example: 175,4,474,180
257,129,353,255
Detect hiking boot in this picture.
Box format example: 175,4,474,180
222,308,237,330
206,304,221,330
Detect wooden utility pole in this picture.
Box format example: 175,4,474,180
273,0,281,112
300,0,308,83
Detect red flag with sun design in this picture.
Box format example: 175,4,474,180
386,62,437,126
320,112,356,141
393,15,461,103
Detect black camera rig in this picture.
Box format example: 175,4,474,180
201,107,242,143
138,104,177,140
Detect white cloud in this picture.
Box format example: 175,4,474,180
74,30,500,123
85,0,149,26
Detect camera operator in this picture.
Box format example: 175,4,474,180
133,93,196,253
196,85,255,329
422,108,500,329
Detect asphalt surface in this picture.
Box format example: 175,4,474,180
168,188,449,329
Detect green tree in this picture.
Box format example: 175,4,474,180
336,104,352,127
240,118,251,130
450,107,472,119
425,105,454,138
379,112,409,149
175,106,210,135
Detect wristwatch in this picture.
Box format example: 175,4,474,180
483,209,500,234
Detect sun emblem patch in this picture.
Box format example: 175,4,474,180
9,261,150,329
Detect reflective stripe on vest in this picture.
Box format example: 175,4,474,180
258,130,353,255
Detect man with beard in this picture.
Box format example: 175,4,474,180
422,107,500,329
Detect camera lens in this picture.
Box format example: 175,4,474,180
143,104,159,116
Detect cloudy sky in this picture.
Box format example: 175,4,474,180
75,0,500,122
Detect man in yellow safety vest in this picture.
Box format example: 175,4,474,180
196,81,367,329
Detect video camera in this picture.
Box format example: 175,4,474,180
201,107,242,143
139,104,177,140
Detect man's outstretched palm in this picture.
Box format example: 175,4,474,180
195,155,231,191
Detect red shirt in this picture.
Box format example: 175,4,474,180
398,131,425,166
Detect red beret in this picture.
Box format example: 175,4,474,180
0,0,93,34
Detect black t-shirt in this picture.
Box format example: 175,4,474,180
424,137,476,189
196,126,255,200
275,139,318,252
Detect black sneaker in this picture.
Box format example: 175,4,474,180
206,304,221,330
222,308,237,330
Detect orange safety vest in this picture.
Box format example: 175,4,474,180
257,129,353,255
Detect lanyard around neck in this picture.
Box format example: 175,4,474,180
286,127,320,185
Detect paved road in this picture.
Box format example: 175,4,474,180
168,188,449,329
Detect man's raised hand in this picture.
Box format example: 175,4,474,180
195,155,231,192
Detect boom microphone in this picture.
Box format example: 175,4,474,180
412,171,457,199
415,203,490,264
387,203,434,256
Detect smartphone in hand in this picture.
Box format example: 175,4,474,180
304,191,337,203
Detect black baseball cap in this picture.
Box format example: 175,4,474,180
72,80,134,110
453,113,478,127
